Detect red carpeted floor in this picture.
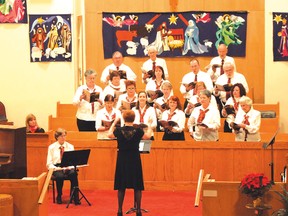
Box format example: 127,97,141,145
48,189,202,216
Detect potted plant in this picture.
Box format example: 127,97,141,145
271,185,288,216
239,173,272,207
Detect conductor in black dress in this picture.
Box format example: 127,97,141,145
108,110,152,216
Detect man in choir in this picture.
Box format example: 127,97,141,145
141,46,169,84
101,51,137,85
206,44,236,83
214,61,249,108
46,128,80,205
180,58,213,111
230,96,261,141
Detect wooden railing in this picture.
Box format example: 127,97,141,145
27,131,288,191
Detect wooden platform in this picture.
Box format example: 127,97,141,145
27,131,288,191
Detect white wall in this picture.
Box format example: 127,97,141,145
0,0,75,131
265,0,288,133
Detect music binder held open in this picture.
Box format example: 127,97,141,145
139,140,152,154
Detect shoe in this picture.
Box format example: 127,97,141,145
56,195,62,204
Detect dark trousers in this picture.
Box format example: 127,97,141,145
53,170,79,196
77,118,96,131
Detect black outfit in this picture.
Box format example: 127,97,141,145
162,130,185,140
27,127,45,133
76,118,96,131
113,126,144,190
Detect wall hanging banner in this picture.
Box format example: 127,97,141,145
29,14,72,62
0,0,27,23
102,11,247,59
273,12,288,61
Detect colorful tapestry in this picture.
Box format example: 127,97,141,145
273,12,288,61
102,11,247,59
0,0,27,23
29,14,72,62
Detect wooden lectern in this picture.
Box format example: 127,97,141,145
0,125,27,178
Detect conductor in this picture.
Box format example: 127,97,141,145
108,110,152,216
46,128,80,205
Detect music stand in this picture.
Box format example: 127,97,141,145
126,140,152,214
60,149,92,208
262,129,279,185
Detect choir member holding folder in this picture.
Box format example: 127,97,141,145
160,95,186,140
187,90,220,141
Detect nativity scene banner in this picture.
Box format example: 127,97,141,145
273,12,288,61
102,11,247,59
29,14,72,62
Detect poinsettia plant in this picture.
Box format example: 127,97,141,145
239,173,272,198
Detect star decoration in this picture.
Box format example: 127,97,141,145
37,17,45,25
168,14,178,25
273,14,282,24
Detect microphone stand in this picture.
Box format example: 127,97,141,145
262,129,279,185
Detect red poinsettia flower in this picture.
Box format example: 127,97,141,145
239,173,272,199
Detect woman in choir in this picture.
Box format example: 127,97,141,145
145,66,166,104
187,89,220,141
132,91,157,140
231,96,261,141
116,80,138,111
222,83,246,132
160,95,186,140
102,70,126,105
25,113,45,133
108,110,152,216
184,81,217,116
95,94,122,132
72,69,103,131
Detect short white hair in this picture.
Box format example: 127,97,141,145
239,96,253,106
148,46,157,52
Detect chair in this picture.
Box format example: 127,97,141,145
0,102,13,125
50,175,70,203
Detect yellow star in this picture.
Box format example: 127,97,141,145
273,14,282,24
168,14,178,25
37,17,45,25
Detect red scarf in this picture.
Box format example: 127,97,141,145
29,126,38,133
139,106,147,123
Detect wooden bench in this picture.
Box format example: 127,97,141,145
56,101,77,117
48,115,78,131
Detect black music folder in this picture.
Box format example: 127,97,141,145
139,140,152,154
60,149,91,167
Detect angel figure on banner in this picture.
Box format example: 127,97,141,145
215,14,244,48
182,19,208,55
277,18,288,57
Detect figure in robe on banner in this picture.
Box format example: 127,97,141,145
182,19,208,55
215,14,244,48
107,110,153,216
230,96,261,141
187,90,220,141
278,18,288,57
151,22,172,55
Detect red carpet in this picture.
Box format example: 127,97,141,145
48,190,202,216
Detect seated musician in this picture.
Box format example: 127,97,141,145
46,128,80,205
230,96,261,141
